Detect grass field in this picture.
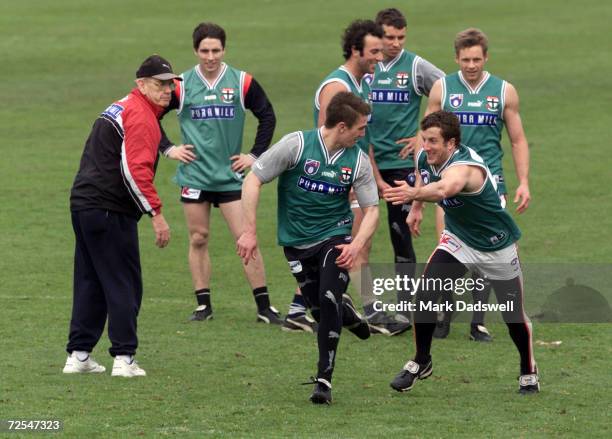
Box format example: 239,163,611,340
1,0,611,437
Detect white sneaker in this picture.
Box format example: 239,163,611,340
111,356,147,377
62,352,106,374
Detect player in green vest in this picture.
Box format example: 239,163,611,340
425,28,531,341
163,22,282,325
383,111,539,394
312,19,381,153
364,8,445,335
237,92,380,404
282,20,384,334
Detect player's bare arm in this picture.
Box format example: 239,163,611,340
236,172,263,264
399,61,445,160
335,204,379,270
424,79,443,116
369,144,391,193
406,79,444,161
504,82,531,213
317,82,349,127
383,164,475,204
406,171,425,236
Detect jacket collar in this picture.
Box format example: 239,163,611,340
130,88,165,118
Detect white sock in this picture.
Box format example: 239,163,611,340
74,351,89,361
116,355,133,364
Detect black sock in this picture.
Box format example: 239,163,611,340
490,277,536,375
414,322,435,365
195,288,211,308
253,286,270,311
317,288,342,382
471,275,491,325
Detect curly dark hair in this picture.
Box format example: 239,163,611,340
421,111,461,145
341,19,383,60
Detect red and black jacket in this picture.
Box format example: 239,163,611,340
70,88,165,218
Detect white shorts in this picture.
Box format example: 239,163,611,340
435,230,521,281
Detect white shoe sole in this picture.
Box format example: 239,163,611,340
63,362,106,374
111,369,146,377
111,361,146,377
282,318,315,333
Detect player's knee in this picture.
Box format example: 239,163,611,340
189,230,210,249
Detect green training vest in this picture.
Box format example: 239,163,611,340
370,50,423,169
277,129,362,247
442,71,507,193
417,145,520,251
175,63,247,192
313,66,371,153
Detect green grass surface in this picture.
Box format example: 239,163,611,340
1,1,611,437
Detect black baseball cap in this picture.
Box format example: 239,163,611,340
136,55,182,81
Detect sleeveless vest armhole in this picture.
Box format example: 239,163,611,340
415,148,424,172
176,73,186,115
314,78,351,110
446,161,488,196
440,77,447,108
500,80,507,121
174,73,185,116
239,71,248,111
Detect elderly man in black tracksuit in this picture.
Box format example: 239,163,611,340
63,55,180,377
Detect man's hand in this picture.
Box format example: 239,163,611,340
236,231,258,265
166,144,196,163
383,180,416,205
151,214,170,248
335,241,363,270
397,136,418,159
514,183,531,214
407,205,423,237
230,154,255,173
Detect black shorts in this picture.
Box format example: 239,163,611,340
283,235,351,274
379,167,415,186
180,187,241,207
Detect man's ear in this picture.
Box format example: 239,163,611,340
135,78,147,93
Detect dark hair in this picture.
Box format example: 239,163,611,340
375,8,407,29
341,19,383,60
324,92,371,129
420,111,461,145
454,28,488,55
193,22,226,50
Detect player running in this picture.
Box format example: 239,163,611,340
384,111,539,394
237,92,379,404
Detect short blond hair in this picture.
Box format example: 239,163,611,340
454,28,488,55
